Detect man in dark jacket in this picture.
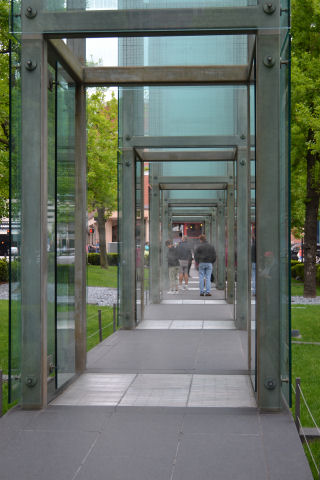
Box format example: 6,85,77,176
194,234,216,296
175,235,192,290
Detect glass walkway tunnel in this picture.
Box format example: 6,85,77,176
10,1,290,411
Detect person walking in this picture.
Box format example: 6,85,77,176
194,234,216,296
176,235,192,290
165,240,179,294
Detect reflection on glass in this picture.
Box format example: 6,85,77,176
9,40,22,402
47,65,57,398
56,65,76,388
44,0,256,11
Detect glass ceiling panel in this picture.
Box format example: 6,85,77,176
44,0,257,12
161,161,229,177
119,86,247,137
87,35,249,67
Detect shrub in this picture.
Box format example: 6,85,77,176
291,260,300,267
87,253,100,265
0,259,8,282
87,253,119,266
292,263,304,281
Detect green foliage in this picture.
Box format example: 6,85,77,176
291,263,305,281
87,89,118,218
0,258,8,282
291,0,320,232
88,253,100,265
87,253,119,267
291,260,300,267
0,0,11,220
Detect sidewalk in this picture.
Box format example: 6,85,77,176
0,275,313,479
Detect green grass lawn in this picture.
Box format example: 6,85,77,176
86,304,117,351
87,265,118,288
291,304,320,479
291,278,320,296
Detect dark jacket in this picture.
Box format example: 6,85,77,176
176,241,192,261
194,241,216,264
167,247,179,267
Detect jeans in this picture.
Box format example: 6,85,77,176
199,262,213,294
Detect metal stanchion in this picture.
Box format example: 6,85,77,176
113,304,116,332
0,370,2,417
295,377,301,432
98,309,102,342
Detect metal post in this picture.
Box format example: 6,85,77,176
236,146,250,330
119,90,136,329
98,310,102,342
216,203,226,291
295,377,301,432
20,27,48,408
161,195,169,293
113,304,116,332
0,370,2,417
256,28,281,410
227,184,235,304
150,164,161,304
68,36,87,374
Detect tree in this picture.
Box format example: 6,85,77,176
291,0,320,297
87,88,118,268
0,0,10,220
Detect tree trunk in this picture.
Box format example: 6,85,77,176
303,148,320,297
97,207,108,269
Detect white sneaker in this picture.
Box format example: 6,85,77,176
167,290,175,294
184,285,189,290
174,290,179,294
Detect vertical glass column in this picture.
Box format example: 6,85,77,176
9,38,22,403
47,64,57,398
56,64,76,388
279,32,291,404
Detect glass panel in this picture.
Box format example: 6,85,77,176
47,65,57,398
250,82,256,390
89,35,248,67
56,64,76,388
135,162,143,324
119,86,246,137
44,0,257,12
9,39,22,403
279,33,291,405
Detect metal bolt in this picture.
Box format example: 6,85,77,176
25,7,37,18
25,59,37,71
125,161,131,167
263,2,276,14
263,56,275,68
239,159,246,166
125,135,131,141
25,375,37,387
240,134,246,140
264,377,276,390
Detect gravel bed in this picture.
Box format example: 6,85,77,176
87,287,117,306
0,284,117,307
291,296,320,305
1,282,319,306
